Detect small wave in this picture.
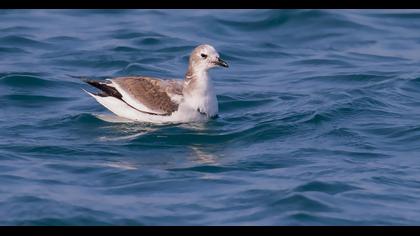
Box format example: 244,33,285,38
169,165,238,173
295,148,391,159
100,162,138,170
111,46,143,52
0,26,36,32
286,212,355,225
61,113,106,125
288,59,354,67
0,74,52,87
45,36,84,45
269,193,335,212
127,118,294,146
119,63,171,75
0,47,29,54
135,37,162,46
348,52,411,62
53,57,129,70
98,132,150,142
214,10,290,31
215,10,380,34
364,11,420,19
108,29,155,40
0,35,52,49
1,94,72,108
36,113,107,130
219,95,278,112
298,74,392,86
293,181,362,195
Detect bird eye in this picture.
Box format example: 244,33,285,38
201,53,207,59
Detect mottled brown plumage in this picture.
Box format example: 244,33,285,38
112,76,182,115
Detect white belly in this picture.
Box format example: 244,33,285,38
84,90,208,124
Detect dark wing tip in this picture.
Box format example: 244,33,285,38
83,79,100,86
84,79,122,99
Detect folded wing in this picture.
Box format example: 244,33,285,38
86,76,183,116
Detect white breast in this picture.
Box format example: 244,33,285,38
183,72,218,118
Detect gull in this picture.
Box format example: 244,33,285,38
83,44,229,124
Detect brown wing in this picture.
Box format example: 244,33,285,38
112,76,181,115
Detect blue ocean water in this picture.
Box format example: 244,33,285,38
2,9,420,225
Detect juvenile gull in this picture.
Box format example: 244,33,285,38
83,44,228,124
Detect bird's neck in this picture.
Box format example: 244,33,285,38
183,68,211,96
185,64,207,81
183,67,218,117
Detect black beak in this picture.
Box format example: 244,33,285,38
214,57,229,68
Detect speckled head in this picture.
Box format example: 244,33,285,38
188,44,229,73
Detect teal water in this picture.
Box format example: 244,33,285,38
2,9,420,225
